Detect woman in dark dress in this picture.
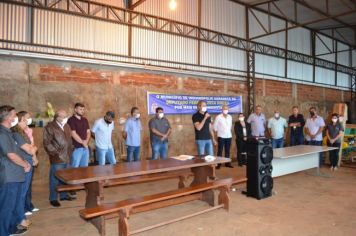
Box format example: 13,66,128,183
326,113,344,171
234,113,252,166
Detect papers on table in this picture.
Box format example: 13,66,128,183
204,155,216,162
170,155,195,161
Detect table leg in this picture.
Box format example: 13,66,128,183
191,165,215,206
84,181,105,235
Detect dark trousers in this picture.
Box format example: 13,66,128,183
0,182,23,236
290,133,304,146
217,137,232,159
236,139,247,165
307,140,323,166
25,169,35,212
328,142,341,167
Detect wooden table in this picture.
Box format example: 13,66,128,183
272,145,338,177
56,157,230,234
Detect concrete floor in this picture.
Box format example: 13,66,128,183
26,164,356,236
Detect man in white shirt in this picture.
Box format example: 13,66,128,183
304,106,325,166
213,104,233,168
268,110,288,148
91,111,116,165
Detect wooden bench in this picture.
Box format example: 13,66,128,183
79,178,235,236
56,170,193,193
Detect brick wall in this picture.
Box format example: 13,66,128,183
0,57,350,182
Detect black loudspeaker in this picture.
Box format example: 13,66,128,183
246,138,273,200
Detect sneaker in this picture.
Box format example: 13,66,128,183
60,196,75,201
25,211,32,216
50,200,61,207
225,163,234,168
334,167,338,171
31,208,39,212
10,228,27,235
330,166,334,171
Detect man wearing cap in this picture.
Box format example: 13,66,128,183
91,111,116,165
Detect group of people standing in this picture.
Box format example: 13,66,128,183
0,100,344,236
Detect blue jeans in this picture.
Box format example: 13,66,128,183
71,147,89,167
49,163,69,201
151,140,168,160
196,139,214,156
127,146,140,162
0,182,23,236
307,140,323,166
19,164,33,220
25,167,35,212
96,147,116,165
272,138,284,149
290,133,304,146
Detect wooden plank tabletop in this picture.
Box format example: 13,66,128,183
273,145,339,159
56,156,230,184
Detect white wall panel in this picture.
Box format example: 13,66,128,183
315,34,333,56
337,42,350,66
254,32,285,49
132,28,197,64
0,3,29,42
135,0,198,25
33,10,128,55
315,67,334,85
288,27,311,55
202,0,245,38
255,54,285,77
337,72,350,88
287,61,313,82
200,42,245,71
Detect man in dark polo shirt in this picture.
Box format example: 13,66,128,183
67,103,91,167
192,100,217,156
288,106,305,146
149,107,171,160
0,105,31,236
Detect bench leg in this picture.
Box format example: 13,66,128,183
119,209,130,236
84,181,105,235
178,175,187,189
191,166,215,206
218,187,230,211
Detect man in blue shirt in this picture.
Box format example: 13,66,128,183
123,107,142,162
91,111,116,165
268,110,288,148
247,105,266,137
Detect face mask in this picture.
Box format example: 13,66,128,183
201,107,207,112
158,113,164,119
11,116,19,127
239,117,244,122
310,111,315,117
26,118,32,126
104,119,112,124
274,113,280,119
222,110,229,115
61,117,68,125
332,118,338,123
135,113,140,119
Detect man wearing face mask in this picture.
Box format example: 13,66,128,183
91,111,116,165
213,104,233,168
67,103,91,168
234,113,252,166
192,100,217,156
123,107,142,162
268,110,288,148
288,106,305,146
0,105,31,236
149,107,172,160
43,109,74,207
305,106,325,166
247,105,266,137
